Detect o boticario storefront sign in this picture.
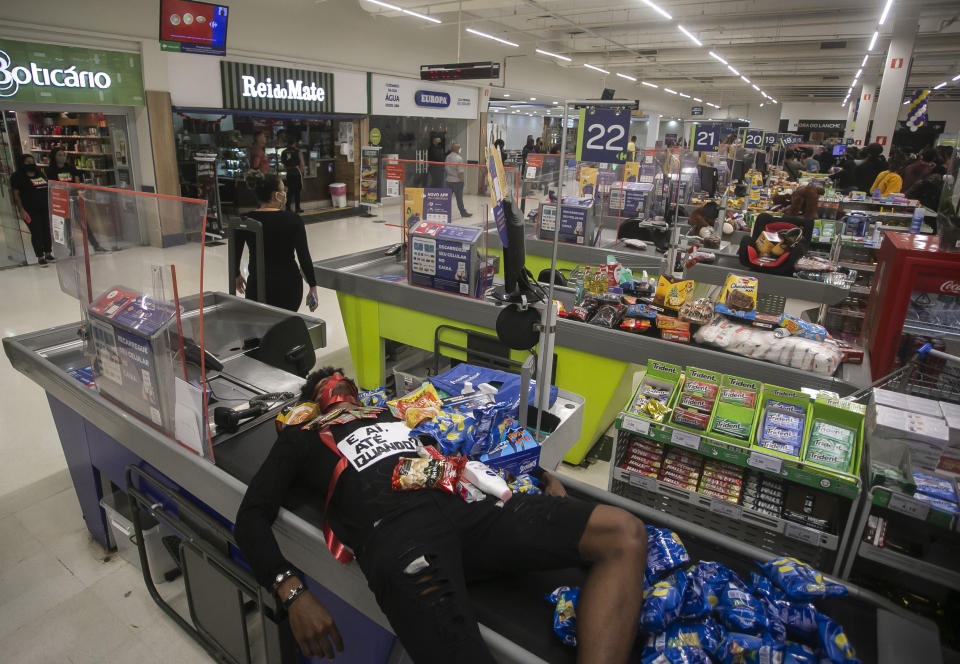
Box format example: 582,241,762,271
220,61,334,113
0,39,144,105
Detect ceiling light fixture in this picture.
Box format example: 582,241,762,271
727,65,740,76
400,7,440,23
663,87,678,94
855,68,863,79
709,51,727,65
933,81,947,90
903,100,909,105
535,48,571,62
752,84,760,91
584,63,610,74
677,25,702,47
770,99,777,104
503,93,510,97
868,31,878,51
553,100,559,104
878,0,894,25
617,72,637,81
641,81,658,88
760,103,764,107
530,97,536,100
693,97,702,102
641,0,672,20
465,28,518,47
861,54,869,68
952,73,960,81
740,75,750,84
679,92,691,98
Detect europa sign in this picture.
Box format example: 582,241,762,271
221,61,334,113
0,39,143,105
415,90,451,108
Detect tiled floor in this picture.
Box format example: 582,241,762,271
0,199,498,661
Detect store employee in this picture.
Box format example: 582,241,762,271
11,154,54,265
234,368,647,664
46,147,81,183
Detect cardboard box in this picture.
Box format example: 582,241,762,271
873,388,943,417
409,222,487,297
478,427,540,477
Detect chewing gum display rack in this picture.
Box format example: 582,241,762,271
870,485,959,531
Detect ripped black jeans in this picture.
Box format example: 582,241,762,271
355,492,595,663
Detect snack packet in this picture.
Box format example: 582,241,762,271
640,569,688,631
641,647,712,664
275,401,320,432
359,387,388,407
816,613,859,663
782,643,818,664
387,383,443,423
719,274,759,314
756,557,848,601
716,632,783,664
680,298,715,325
716,576,768,635
546,586,580,646
646,526,691,582
641,617,724,659
411,409,477,455
391,455,464,493
679,565,712,619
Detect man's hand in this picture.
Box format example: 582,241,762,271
541,471,567,498
282,581,344,659
235,275,246,295
18,208,30,224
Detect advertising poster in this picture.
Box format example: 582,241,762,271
360,146,381,205
423,189,452,223
385,162,404,198
525,154,543,180
487,143,509,246
579,167,598,197
623,162,640,183
404,188,424,227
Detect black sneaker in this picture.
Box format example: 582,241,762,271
462,212,473,218
45,254,55,262
37,257,47,265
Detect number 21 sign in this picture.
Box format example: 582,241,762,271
692,123,723,150
576,108,631,164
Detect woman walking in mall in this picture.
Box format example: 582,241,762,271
11,154,54,265
234,174,319,312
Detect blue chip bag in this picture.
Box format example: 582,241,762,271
640,569,688,631
913,472,958,503
507,473,542,495
679,565,712,620
641,646,713,664
716,576,768,635
754,594,786,643
646,526,691,582
411,409,477,455
783,642,818,664
545,586,579,646
816,613,860,663
467,402,510,457
693,561,733,609
756,557,848,601
717,632,783,664
359,387,388,407
641,617,725,659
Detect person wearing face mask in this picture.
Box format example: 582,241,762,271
234,174,318,312
11,154,54,265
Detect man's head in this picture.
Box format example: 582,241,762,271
451,143,461,154
922,149,939,163
301,367,360,412
631,136,637,143
432,136,441,145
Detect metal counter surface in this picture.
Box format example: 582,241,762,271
484,226,665,272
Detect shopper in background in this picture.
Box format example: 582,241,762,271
627,135,638,161
521,135,535,174
234,174,319,312
280,136,305,214
428,134,446,189
783,150,803,179
870,152,906,196
11,154,54,265
445,143,472,219
493,138,506,164
46,147,106,253
250,131,270,175
905,165,946,211
901,149,939,192
801,149,820,173
829,146,859,191
815,145,835,173
535,137,544,154
853,143,887,193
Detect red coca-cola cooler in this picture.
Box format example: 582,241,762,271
862,231,960,380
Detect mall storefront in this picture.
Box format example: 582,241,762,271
0,38,146,268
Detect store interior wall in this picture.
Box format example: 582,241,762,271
488,114,548,151
779,102,860,131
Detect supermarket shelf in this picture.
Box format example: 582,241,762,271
858,542,960,591
827,308,866,319
611,465,839,549
838,261,876,272
684,256,851,305
902,321,960,343
870,486,958,530
28,134,109,139
615,412,861,499
30,149,112,156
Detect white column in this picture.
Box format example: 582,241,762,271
852,76,878,147
844,100,857,142
872,9,920,156
645,116,661,149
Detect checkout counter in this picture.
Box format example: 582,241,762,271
4,291,942,663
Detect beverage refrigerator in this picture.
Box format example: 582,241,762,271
861,231,960,390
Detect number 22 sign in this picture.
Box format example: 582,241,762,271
576,108,631,164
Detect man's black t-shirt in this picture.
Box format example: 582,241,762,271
234,410,434,589
11,169,49,214
46,163,81,183
280,147,301,172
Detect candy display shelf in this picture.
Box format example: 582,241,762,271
683,258,850,305
857,543,960,592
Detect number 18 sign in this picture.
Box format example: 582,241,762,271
576,108,631,164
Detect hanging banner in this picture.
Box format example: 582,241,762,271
576,107,631,164
579,167,598,197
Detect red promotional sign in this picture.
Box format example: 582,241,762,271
526,155,544,168
890,58,904,69
385,163,404,181
50,185,70,218
876,136,887,146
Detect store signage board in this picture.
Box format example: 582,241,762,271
0,39,144,105
692,123,723,150
370,74,477,119
741,128,765,148
159,0,229,56
690,106,704,116
764,132,778,147
781,134,803,147
221,61,333,113
576,108,631,164
797,119,846,131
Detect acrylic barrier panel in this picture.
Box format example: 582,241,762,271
938,136,960,251
48,181,215,460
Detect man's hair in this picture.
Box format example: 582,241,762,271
300,366,348,402
922,149,939,163
451,143,461,152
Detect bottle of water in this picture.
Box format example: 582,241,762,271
910,207,923,234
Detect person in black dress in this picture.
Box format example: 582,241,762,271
11,153,53,265
234,174,319,312
280,136,305,213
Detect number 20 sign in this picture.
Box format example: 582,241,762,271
576,108,632,164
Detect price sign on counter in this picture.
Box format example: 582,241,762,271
710,499,742,521
629,473,658,492
671,428,701,451
887,493,931,521
692,123,723,151
747,452,782,474
621,415,651,436
576,108,632,164
784,522,822,546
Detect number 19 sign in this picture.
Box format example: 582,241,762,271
576,108,631,164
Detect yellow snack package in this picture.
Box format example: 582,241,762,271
719,274,758,313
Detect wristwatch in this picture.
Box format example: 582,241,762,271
272,569,297,592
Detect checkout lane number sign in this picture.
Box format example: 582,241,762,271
692,123,723,150
576,108,631,164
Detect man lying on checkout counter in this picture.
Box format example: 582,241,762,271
234,367,647,663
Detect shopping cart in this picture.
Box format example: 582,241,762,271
849,343,960,404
